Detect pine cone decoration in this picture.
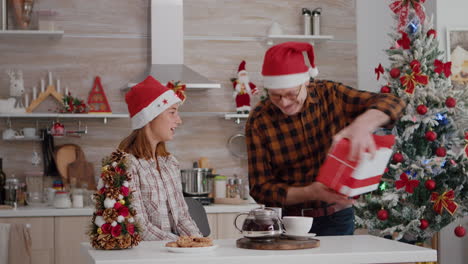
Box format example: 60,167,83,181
110,150,125,163
90,235,103,249
117,235,132,248
103,208,118,223
101,171,115,185
131,233,141,246
94,234,117,250
105,187,121,200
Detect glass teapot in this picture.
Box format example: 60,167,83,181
234,207,283,240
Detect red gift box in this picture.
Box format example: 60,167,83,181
316,134,395,196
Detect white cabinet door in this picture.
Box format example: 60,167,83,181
216,213,246,239
54,216,92,264
0,217,54,264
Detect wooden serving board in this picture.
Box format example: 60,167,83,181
236,237,320,250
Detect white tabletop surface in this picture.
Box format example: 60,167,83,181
80,235,437,264
0,203,260,217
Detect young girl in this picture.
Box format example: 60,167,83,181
119,76,201,240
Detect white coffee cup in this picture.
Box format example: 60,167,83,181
22,127,36,138
282,216,313,236
2,128,19,140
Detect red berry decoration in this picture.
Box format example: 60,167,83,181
419,219,429,230
425,131,437,141
445,97,456,108
427,29,437,38
416,104,428,115
390,68,401,78
377,209,389,221
424,179,436,190
454,226,466,237
392,153,404,163
380,86,391,93
435,147,447,157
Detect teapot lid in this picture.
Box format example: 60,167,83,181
251,208,277,218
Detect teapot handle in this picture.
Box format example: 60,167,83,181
233,213,249,233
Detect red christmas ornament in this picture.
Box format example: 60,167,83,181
416,104,428,115
390,68,401,78
454,226,466,237
380,86,391,93
425,179,436,191
419,219,429,230
445,97,457,108
425,131,437,142
435,147,447,157
377,209,389,221
392,153,404,163
427,29,437,38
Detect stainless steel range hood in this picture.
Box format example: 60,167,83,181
128,0,221,89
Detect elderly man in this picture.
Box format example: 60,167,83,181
246,42,405,236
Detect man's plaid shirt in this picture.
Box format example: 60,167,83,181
246,80,406,217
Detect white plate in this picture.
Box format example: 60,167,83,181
165,244,218,253
282,233,317,239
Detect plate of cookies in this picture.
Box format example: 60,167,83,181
165,236,217,253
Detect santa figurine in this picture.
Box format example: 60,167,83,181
232,60,258,114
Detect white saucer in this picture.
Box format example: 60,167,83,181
282,233,317,239
165,245,218,253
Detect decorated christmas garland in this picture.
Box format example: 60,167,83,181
88,150,142,249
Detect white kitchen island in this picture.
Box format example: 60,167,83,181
80,235,437,264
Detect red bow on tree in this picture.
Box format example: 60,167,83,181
397,32,411,50
431,190,458,215
395,172,420,193
166,81,187,103
400,60,429,94
375,64,384,80
390,0,426,31
434,60,452,78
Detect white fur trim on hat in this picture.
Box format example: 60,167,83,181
263,66,318,89
263,71,309,89
309,66,319,78
131,90,181,130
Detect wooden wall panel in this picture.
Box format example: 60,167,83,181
0,0,356,188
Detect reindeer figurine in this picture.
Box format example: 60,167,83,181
6,69,25,108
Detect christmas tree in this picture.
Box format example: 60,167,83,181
354,0,468,243
88,150,142,249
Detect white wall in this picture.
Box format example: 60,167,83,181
356,0,436,92
356,0,393,92
356,2,468,264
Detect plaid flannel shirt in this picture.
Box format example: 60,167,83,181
246,80,406,217
127,154,201,241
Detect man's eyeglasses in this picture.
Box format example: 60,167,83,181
268,85,303,101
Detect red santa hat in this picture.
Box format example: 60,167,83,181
238,60,247,75
125,76,181,130
261,42,318,89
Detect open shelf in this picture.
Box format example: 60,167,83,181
0,30,64,39
266,34,334,45
0,113,129,124
224,113,249,120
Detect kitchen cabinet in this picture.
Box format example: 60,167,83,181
0,217,54,264
54,216,91,264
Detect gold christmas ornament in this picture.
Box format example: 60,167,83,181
119,199,125,205
97,228,103,235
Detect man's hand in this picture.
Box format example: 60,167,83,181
285,182,354,206
332,109,390,161
305,182,354,206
